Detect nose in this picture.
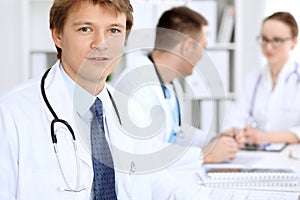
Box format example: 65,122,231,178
261,40,276,50
264,42,274,50
91,32,109,51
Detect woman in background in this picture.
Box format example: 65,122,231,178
224,12,300,145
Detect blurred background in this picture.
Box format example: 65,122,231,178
0,0,299,132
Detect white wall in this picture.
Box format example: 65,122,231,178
234,0,266,93
0,0,29,93
30,1,54,52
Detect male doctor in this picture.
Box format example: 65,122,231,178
114,6,242,164
0,0,194,199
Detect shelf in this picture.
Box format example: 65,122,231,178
206,43,236,50
185,92,236,101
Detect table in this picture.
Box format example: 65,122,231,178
173,144,300,199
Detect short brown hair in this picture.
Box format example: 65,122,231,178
155,6,208,50
264,12,298,38
49,0,133,59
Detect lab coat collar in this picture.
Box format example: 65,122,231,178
276,58,295,84
42,61,73,123
262,58,295,88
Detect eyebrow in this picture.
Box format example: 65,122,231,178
110,23,126,29
72,21,94,27
72,21,125,29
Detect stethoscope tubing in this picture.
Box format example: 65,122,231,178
148,54,181,126
40,66,122,192
249,62,300,118
40,67,121,144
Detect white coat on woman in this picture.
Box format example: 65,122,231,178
224,58,300,139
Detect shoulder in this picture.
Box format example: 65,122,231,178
106,83,151,128
0,77,42,131
115,50,153,85
245,67,263,82
125,50,152,70
0,77,40,107
242,67,265,88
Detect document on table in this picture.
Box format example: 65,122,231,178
199,187,300,200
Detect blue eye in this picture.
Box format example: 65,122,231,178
109,28,120,34
80,27,90,32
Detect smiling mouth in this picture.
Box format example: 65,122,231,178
87,57,111,62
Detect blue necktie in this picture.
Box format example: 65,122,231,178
90,97,117,200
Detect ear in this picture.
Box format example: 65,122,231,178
180,38,194,55
51,28,62,49
291,36,298,49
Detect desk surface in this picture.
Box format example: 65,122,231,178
204,144,300,173
173,144,300,200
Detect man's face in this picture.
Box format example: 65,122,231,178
52,2,127,94
182,27,207,76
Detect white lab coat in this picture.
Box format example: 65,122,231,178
0,61,196,200
224,58,300,139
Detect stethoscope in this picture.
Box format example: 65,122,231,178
248,62,300,128
148,55,181,142
40,67,121,192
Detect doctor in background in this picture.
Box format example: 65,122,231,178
224,12,300,145
0,0,194,199
114,6,243,164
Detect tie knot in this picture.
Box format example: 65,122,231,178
91,97,104,128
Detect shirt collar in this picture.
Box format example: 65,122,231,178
59,62,109,117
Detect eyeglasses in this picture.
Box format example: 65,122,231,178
256,36,293,48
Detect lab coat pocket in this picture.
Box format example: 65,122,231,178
23,168,75,200
115,171,152,200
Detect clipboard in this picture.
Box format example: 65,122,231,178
242,143,287,152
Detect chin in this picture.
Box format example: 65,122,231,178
184,70,193,77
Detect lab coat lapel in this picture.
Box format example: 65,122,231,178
41,61,93,170
41,61,73,124
172,79,184,121
277,59,295,85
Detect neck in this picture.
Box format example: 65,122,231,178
269,59,287,84
151,51,180,84
77,78,105,96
